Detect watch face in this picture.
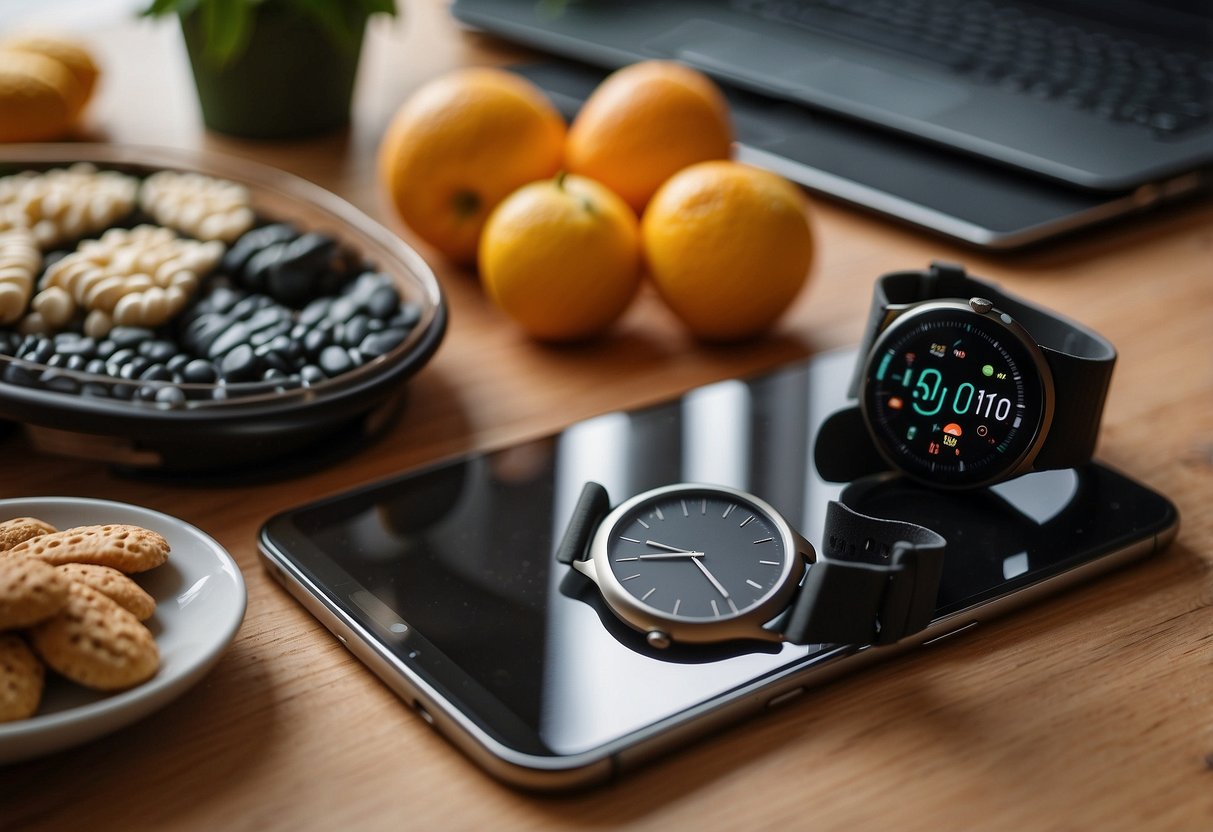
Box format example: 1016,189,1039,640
861,302,1048,488
602,486,794,622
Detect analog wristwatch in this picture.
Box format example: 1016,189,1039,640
815,261,1116,489
557,481,946,649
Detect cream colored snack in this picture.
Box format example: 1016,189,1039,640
139,170,255,244
38,224,223,334
0,633,44,722
9,523,170,573
55,563,155,621
0,163,138,249
0,554,69,629
0,226,40,325
0,516,57,551
29,582,158,691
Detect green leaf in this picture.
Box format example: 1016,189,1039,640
140,0,196,16
202,0,255,67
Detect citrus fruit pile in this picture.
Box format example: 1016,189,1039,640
379,60,814,342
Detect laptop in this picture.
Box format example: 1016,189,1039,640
451,0,1213,248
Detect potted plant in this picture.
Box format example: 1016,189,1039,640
142,0,397,139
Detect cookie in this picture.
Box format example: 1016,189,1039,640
55,563,156,621
29,582,158,691
9,524,170,573
0,516,57,551
0,632,44,722
0,554,69,629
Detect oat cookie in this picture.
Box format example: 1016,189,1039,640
0,632,44,722
10,523,170,573
0,516,57,551
55,563,155,621
0,554,69,629
29,582,158,691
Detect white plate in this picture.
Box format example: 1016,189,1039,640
0,497,246,763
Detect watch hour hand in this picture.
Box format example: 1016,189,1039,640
644,540,699,554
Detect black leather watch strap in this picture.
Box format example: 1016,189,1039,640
845,261,1116,472
780,501,946,646
555,481,611,565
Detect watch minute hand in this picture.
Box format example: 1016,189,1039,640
691,556,730,599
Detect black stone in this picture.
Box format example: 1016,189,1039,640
366,284,400,319
139,363,173,382
155,386,186,407
207,321,251,359
219,343,261,382
109,327,155,348
298,297,331,328
182,358,218,384
299,364,325,385
318,344,353,376
55,336,96,358
359,327,409,358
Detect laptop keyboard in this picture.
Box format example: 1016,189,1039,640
731,0,1213,138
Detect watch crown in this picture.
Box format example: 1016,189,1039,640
646,630,671,649
969,297,994,314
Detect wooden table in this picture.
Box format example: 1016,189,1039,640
3,2,1211,828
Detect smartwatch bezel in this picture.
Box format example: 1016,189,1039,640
579,483,809,645
858,299,1056,490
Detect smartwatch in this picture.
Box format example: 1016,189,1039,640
815,261,1116,489
556,481,945,650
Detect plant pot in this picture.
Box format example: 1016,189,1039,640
180,3,368,139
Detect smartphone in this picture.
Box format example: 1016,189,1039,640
258,349,1178,791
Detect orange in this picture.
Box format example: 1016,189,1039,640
378,67,566,264
479,174,642,342
565,60,732,212
642,161,814,341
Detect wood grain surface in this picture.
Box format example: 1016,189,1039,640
1,2,1211,829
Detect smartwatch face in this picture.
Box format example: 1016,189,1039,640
603,487,792,621
861,303,1047,487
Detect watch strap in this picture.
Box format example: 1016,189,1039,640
813,405,886,483
781,501,946,646
555,481,611,565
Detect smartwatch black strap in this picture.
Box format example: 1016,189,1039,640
781,501,946,646
843,261,1116,474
